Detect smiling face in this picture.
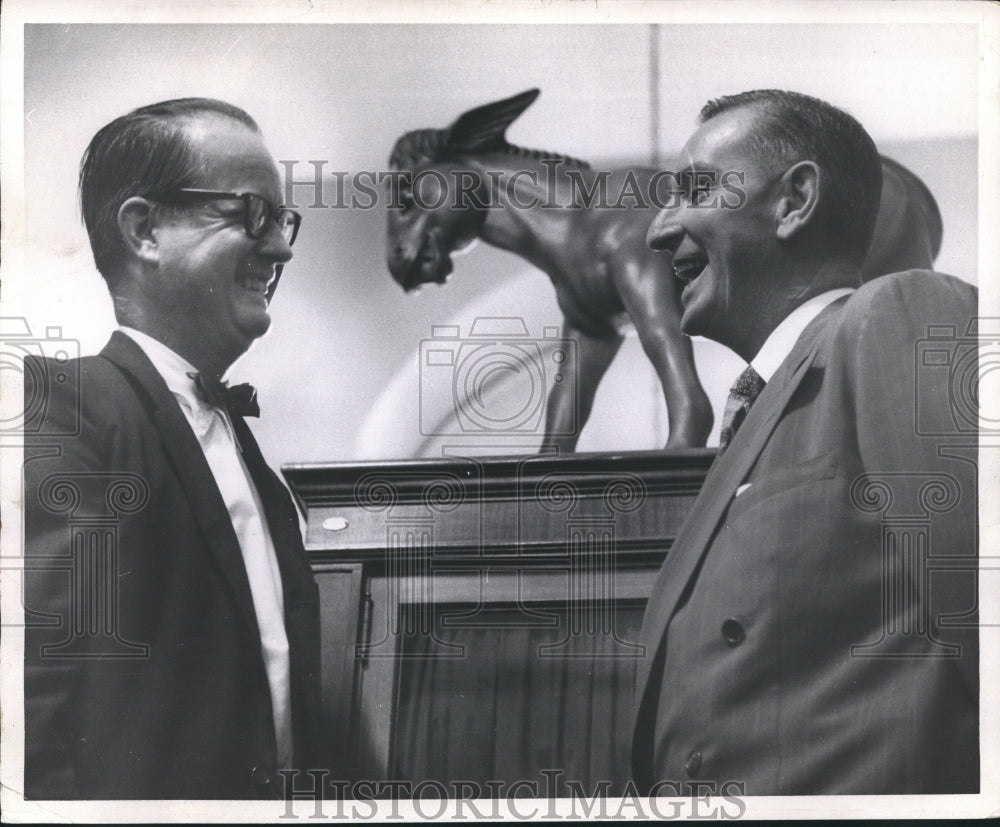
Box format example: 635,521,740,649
386,161,485,291
647,105,788,358
146,116,292,373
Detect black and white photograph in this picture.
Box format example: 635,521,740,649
1,0,997,821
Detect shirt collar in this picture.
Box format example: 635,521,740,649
118,327,208,413
750,288,855,382
119,327,239,443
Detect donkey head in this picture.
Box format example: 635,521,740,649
386,89,540,290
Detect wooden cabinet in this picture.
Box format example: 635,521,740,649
283,449,714,794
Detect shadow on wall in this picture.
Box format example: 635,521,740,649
355,269,741,459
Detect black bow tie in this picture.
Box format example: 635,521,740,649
188,372,260,418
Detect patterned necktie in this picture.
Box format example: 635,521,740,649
718,365,766,454
188,372,260,418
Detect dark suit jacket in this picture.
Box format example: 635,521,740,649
632,270,979,795
23,332,322,800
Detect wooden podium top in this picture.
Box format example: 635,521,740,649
282,449,715,565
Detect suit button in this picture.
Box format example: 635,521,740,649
250,766,272,786
722,618,746,646
685,750,703,776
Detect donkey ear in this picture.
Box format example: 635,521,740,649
445,88,540,154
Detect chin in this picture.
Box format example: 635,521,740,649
678,291,721,341
679,308,705,339
238,312,272,343
427,260,452,284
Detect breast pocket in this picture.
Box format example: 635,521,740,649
725,451,839,525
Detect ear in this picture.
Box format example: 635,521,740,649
446,88,540,155
117,197,160,267
775,161,820,241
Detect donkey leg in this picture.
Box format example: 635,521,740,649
612,251,713,448
540,320,622,454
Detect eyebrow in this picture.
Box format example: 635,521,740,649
675,164,724,191
679,161,724,176
203,190,281,207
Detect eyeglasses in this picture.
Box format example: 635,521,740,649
147,188,301,246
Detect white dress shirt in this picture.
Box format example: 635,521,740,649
750,288,856,381
119,327,293,770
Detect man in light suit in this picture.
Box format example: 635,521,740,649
23,98,321,799
632,90,978,795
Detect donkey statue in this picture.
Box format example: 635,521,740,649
386,88,942,453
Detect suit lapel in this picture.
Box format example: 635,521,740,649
100,332,261,635
636,300,844,694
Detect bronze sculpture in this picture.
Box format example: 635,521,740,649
386,89,942,453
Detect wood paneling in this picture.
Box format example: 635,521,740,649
284,449,714,789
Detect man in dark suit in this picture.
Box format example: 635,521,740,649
23,98,321,799
632,90,978,795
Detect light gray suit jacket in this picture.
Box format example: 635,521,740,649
632,270,979,794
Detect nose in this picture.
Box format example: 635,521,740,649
389,242,411,266
388,240,421,281
646,208,684,255
259,222,294,264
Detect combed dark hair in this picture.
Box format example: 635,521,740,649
700,90,883,264
79,98,260,286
